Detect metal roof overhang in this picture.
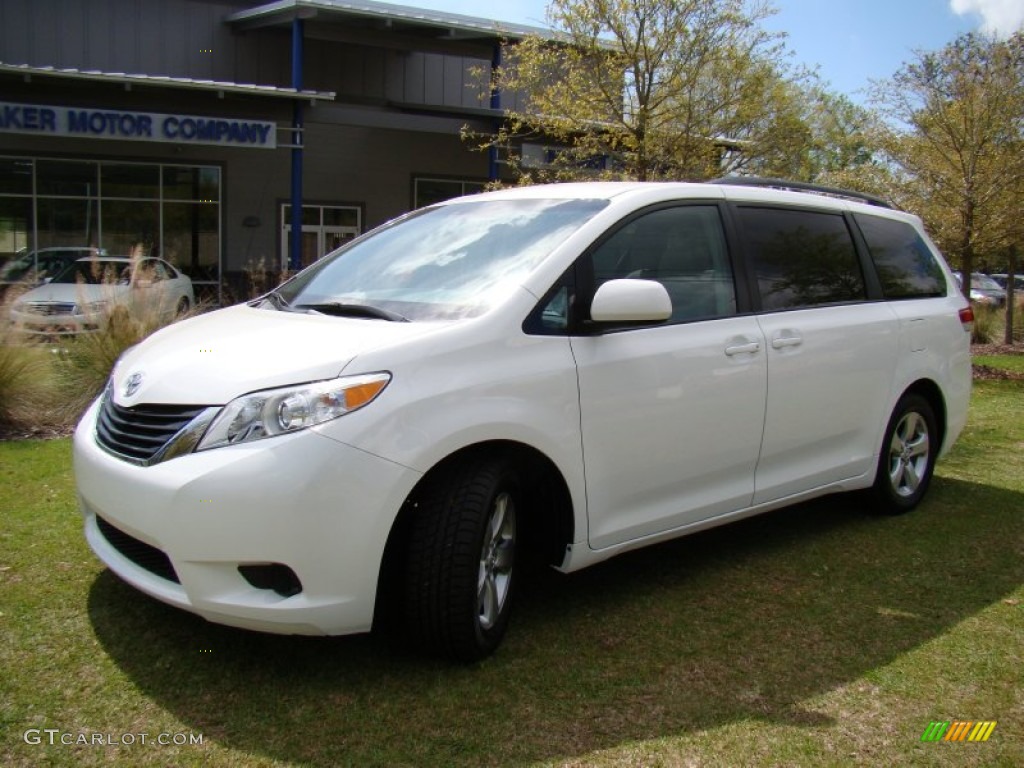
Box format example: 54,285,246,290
0,62,336,103
226,0,561,44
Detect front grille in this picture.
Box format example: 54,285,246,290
96,515,180,583
96,394,209,463
24,301,76,315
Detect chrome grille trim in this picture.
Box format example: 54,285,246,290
95,389,218,466
24,301,76,315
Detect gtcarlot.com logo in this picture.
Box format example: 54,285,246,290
921,721,997,742
23,729,203,747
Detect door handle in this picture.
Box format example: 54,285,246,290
771,335,802,349
725,342,761,356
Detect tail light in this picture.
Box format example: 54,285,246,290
959,306,974,334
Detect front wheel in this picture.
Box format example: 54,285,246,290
871,394,938,515
405,458,520,662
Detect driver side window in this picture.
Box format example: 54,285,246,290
589,205,737,323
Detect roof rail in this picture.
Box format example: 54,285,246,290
708,176,894,209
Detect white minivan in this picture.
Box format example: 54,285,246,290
74,180,973,661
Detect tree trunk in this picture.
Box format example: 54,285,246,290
959,201,975,302
1006,244,1018,346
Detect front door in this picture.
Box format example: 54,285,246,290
570,204,768,550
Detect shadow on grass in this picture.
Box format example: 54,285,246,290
88,476,1024,766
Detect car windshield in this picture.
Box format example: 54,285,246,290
275,198,607,320
51,260,129,285
971,274,1003,291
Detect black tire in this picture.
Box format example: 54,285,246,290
405,457,520,662
175,297,191,316
871,393,938,515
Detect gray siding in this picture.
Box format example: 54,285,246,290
1,0,497,112
302,122,487,225
0,0,261,80
305,41,490,110
221,122,489,274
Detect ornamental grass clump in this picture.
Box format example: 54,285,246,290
970,303,1000,345
0,338,59,430
0,294,62,432
55,298,201,422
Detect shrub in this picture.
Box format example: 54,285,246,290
0,340,59,430
222,256,294,305
3,267,207,430
971,303,1001,344
0,291,62,431
54,301,201,421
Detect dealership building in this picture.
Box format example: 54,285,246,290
0,0,548,300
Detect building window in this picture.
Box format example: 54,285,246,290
280,204,362,270
413,177,486,209
0,155,221,290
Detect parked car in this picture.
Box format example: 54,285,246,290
953,271,1007,307
10,256,193,335
989,273,1024,294
75,181,972,661
0,246,107,288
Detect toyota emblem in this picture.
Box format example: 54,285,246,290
123,372,144,398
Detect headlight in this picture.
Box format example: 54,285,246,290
80,299,109,314
196,372,391,451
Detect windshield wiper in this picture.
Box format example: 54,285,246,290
296,302,410,322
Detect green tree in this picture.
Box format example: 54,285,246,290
870,32,1024,293
485,0,813,182
793,87,880,182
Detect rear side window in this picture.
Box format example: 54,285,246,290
854,214,945,299
738,207,866,311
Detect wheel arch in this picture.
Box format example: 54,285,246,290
899,378,947,454
372,439,575,629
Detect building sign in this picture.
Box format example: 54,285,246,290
0,102,276,149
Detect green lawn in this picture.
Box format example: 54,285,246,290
974,354,1024,375
2,381,1022,767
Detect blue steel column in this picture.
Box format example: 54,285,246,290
488,42,502,182
290,17,305,271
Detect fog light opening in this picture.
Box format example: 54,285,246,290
237,563,303,597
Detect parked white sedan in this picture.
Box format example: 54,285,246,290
10,256,193,335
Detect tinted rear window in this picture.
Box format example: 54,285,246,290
738,207,866,311
854,214,945,299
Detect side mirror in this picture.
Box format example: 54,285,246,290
590,278,672,324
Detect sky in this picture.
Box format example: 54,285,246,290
401,0,1024,103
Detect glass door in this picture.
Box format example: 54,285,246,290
281,205,361,271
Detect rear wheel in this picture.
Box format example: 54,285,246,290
872,394,937,515
405,458,520,661
175,297,191,316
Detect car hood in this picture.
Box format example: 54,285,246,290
111,304,448,406
15,282,126,305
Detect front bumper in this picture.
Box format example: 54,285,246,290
74,398,420,635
